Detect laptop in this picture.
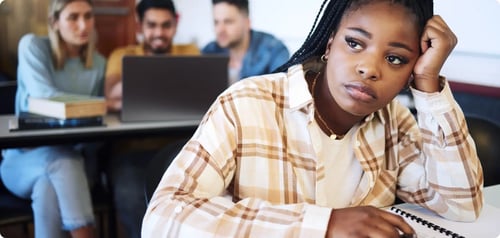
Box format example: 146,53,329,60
121,55,229,122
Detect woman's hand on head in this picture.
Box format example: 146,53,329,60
413,15,457,93
325,206,415,238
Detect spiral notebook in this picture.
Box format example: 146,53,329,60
388,203,500,238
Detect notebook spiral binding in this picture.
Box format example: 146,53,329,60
390,207,466,238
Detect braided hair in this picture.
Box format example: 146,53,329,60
274,0,434,72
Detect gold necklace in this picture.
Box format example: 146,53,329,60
311,71,345,140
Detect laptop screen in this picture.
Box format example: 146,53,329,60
121,55,229,122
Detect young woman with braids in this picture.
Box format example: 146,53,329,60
142,0,483,237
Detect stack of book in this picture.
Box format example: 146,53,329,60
16,94,107,130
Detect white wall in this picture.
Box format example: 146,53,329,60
435,0,500,55
434,0,500,88
172,0,323,53
171,0,500,88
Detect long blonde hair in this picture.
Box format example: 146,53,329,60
47,0,97,69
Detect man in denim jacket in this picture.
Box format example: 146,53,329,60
202,0,290,84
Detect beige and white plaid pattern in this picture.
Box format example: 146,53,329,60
142,65,483,238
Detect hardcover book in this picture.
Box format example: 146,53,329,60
28,94,107,119
13,111,104,130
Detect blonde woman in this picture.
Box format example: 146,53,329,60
0,0,105,237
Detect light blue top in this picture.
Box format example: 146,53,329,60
202,30,290,80
15,33,106,115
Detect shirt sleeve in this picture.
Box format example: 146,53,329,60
17,34,63,98
397,78,483,222
105,48,124,79
93,54,107,96
172,43,200,55
142,91,332,238
201,41,221,54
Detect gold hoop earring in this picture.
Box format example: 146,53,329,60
320,54,328,63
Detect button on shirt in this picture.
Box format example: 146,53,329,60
142,64,483,238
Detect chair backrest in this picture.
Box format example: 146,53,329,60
144,138,189,204
466,115,500,186
0,80,17,115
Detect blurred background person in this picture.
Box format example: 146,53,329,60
105,0,199,112
104,1,199,238
0,0,106,237
202,0,289,84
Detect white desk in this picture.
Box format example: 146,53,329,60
0,114,199,149
484,184,500,209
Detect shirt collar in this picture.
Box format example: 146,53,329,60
287,64,313,111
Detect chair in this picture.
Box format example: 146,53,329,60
144,138,188,204
465,115,500,187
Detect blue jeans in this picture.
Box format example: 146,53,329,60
1,145,95,238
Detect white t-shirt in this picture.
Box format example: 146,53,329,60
309,120,363,208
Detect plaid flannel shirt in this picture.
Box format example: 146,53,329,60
142,64,483,238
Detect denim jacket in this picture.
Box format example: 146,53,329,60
202,30,290,80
